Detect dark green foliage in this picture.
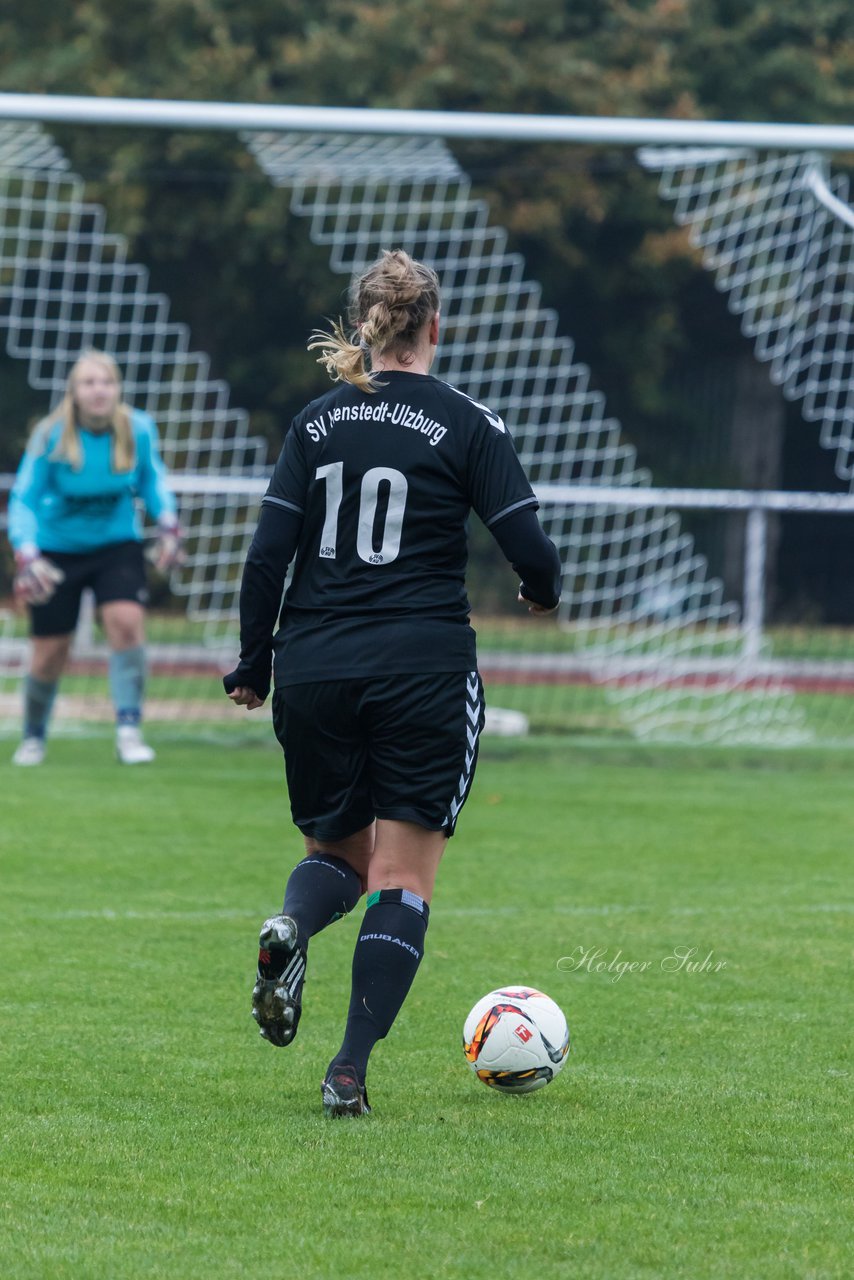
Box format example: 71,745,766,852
1,0,850,448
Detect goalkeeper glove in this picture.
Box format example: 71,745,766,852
150,514,185,573
14,545,65,606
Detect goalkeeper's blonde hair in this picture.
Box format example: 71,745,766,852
309,249,441,393
32,349,135,473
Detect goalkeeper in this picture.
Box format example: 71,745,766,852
224,249,562,1117
7,349,183,766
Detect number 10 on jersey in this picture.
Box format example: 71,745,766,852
316,462,409,566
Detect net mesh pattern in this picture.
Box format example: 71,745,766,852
639,147,854,487
0,123,268,643
3,123,852,741
245,130,807,743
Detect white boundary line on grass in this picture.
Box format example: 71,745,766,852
28,902,854,921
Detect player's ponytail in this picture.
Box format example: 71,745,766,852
308,320,375,393
308,249,440,393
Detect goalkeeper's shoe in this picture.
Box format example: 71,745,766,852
321,1065,371,1118
251,914,306,1047
116,725,155,765
12,736,46,767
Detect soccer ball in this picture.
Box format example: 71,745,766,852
463,986,570,1094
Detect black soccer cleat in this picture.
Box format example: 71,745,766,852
251,914,306,1047
321,1065,372,1118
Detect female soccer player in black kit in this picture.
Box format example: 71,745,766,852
224,250,561,1117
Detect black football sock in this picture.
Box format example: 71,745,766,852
328,889,430,1084
281,853,363,952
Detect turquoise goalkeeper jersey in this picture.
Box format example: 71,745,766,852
8,410,177,554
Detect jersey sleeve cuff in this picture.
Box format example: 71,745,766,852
223,662,271,701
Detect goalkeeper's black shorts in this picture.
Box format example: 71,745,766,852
29,540,148,637
272,670,486,841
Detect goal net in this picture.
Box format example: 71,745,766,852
1,114,853,745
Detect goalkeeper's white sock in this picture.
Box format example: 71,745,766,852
109,646,146,726
23,675,58,740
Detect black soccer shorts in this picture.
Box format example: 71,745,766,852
272,669,486,841
29,540,149,637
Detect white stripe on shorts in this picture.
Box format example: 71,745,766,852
445,670,482,826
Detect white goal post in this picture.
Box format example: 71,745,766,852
2,92,854,150
1,94,854,745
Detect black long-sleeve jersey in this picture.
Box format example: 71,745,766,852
228,370,561,697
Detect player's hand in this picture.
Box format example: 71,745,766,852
14,547,65,606
227,686,266,711
150,515,186,573
517,591,558,616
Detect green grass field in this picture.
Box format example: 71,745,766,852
2,735,852,1279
